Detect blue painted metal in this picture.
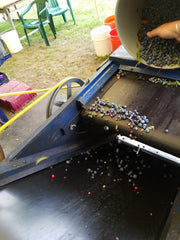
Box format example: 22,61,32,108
1,51,179,186
4,59,118,157
110,55,180,81
137,64,180,80
0,59,118,186
0,134,114,186
78,60,119,106
0,38,11,66
0,108,8,123
0,38,10,125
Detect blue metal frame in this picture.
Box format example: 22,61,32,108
0,108,8,124
0,38,11,66
110,55,180,81
1,50,180,186
0,59,118,186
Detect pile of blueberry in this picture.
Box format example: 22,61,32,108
88,97,152,136
138,0,180,67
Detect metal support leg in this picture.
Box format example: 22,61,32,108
0,108,8,124
3,7,16,30
14,4,21,20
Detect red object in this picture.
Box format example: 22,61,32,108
51,174,55,179
134,186,138,190
109,28,122,51
0,80,37,113
104,15,116,29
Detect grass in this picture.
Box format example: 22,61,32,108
0,0,117,118
1,0,117,45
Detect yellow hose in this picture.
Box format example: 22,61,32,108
0,77,78,133
0,88,50,97
0,84,80,97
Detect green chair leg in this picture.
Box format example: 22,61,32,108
24,28,31,46
67,0,76,24
62,13,67,22
69,8,76,24
39,25,50,46
49,15,56,38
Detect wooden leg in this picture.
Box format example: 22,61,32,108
0,145,5,162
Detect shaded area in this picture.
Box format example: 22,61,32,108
0,140,179,240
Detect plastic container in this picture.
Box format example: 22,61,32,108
115,0,179,69
115,0,143,60
91,25,112,57
1,30,23,54
104,15,116,30
109,28,122,51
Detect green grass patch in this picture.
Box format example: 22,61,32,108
0,0,117,90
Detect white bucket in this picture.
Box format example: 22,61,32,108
91,25,112,57
1,30,23,54
115,0,179,69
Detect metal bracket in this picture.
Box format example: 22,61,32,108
117,135,180,166
118,64,165,79
118,64,180,81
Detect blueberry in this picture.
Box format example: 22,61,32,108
146,128,150,133
111,103,115,107
141,120,145,124
139,0,180,66
145,119,149,123
104,126,109,131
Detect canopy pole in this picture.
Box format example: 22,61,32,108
94,0,101,21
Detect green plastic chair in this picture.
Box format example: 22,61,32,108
20,0,56,46
48,0,76,25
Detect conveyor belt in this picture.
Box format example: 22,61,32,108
0,140,179,240
82,71,180,158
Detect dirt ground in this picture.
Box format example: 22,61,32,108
0,0,117,119
2,35,105,89
0,27,109,120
